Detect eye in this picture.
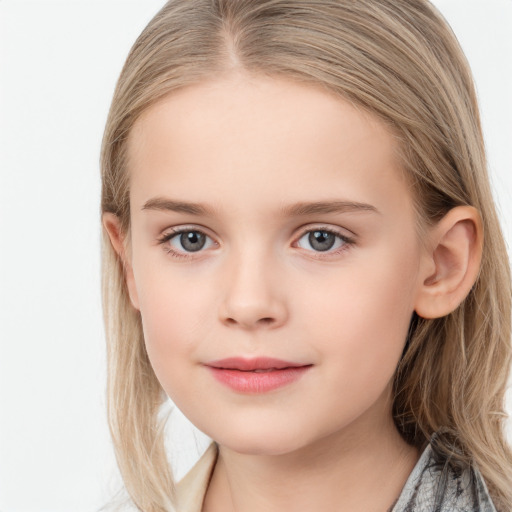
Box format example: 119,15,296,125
159,229,216,256
296,229,351,253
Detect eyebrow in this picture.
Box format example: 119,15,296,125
141,197,379,216
280,200,379,216
142,197,215,215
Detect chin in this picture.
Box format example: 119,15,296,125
220,437,302,456
206,422,315,456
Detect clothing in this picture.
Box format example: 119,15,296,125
176,438,497,512
389,441,496,512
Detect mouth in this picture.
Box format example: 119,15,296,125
204,357,313,393
206,356,309,371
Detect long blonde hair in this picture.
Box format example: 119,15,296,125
100,1,512,510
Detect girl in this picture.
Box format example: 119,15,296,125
100,1,512,510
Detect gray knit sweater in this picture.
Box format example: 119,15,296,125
390,440,497,511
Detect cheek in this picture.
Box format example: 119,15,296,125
134,267,214,387
300,247,419,385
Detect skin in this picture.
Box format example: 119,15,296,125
104,73,482,512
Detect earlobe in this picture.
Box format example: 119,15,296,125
414,206,483,319
102,213,140,311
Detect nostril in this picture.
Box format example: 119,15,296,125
223,316,275,327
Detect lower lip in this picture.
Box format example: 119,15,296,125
206,366,312,393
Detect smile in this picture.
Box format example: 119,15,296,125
204,357,313,393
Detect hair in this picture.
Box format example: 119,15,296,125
100,1,512,510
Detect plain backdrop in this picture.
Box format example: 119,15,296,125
0,1,511,511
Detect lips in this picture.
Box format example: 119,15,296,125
207,357,307,371
204,357,312,393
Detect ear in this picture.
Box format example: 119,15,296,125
414,206,483,319
102,213,140,310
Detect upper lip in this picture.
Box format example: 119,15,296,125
205,357,309,371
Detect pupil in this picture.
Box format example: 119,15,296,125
181,231,206,252
309,231,335,251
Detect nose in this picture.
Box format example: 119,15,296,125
218,248,288,330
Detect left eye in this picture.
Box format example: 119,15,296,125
296,230,348,252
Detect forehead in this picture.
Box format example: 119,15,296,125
126,74,410,217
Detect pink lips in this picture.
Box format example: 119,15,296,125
205,357,312,393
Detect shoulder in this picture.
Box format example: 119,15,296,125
176,442,219,512
392,440,497,512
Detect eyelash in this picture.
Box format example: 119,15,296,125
294,227,354,259
157,227,215,260
157,226,355,260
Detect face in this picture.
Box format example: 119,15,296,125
123,74,426,455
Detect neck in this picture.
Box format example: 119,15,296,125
203,415,418,512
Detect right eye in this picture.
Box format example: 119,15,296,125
158,229,216,257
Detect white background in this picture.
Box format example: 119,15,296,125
0,1,511,511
